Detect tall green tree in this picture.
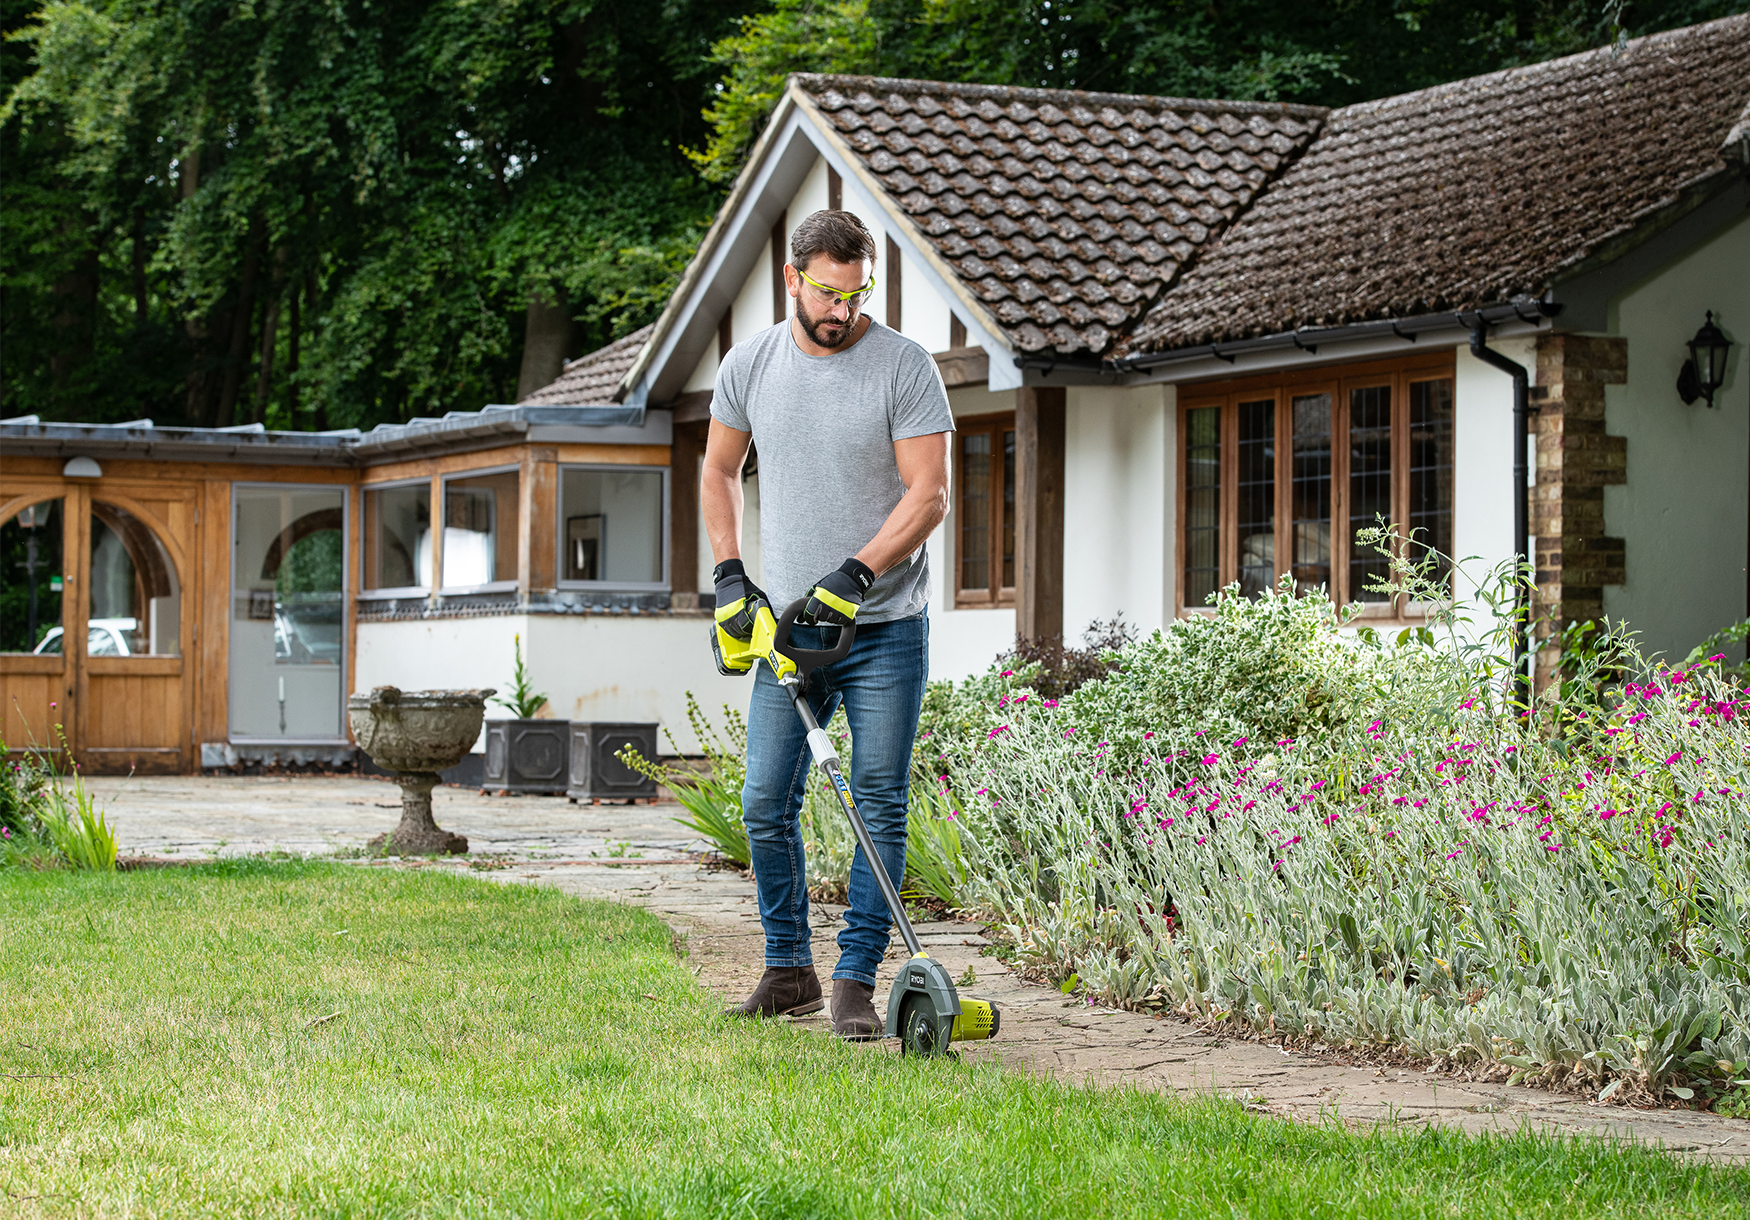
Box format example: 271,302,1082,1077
2,0,751,430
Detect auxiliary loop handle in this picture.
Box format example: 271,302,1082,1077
772,597,855,682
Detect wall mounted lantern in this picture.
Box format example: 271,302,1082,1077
1677,311,1733,409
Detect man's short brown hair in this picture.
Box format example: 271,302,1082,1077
789,210,877,274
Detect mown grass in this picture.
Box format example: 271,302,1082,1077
1,862,1743,1219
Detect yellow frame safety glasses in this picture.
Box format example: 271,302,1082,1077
797,267,875,307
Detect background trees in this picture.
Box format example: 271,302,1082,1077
3,0,1739,430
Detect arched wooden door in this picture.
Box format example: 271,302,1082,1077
77,489,196,772
1,483,196,773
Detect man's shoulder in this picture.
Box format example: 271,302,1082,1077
860,321,935,367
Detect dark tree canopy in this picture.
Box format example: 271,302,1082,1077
3,0,1740,430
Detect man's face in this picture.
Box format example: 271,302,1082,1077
789,256,873,349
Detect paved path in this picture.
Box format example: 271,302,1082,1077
81,774,1750,1161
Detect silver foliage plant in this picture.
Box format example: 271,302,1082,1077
934,539,1750,1101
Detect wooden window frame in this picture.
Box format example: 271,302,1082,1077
1175,351,1457,619
954,410,1016,609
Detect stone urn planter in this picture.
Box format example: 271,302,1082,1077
348,686,493,855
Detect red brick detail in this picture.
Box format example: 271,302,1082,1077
1531,334,1628,689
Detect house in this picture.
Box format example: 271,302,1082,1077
4,16,1745,773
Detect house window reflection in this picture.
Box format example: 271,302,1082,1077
559,466,666,587
363,483,430,591
441,469,519,589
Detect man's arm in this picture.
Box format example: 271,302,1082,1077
854,431,952,577
701,418,754,564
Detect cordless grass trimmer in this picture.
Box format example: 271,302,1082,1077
712,596,1001,1056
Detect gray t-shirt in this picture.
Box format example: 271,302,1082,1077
712,320,954,623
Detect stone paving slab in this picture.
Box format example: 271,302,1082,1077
78,775,1750,1161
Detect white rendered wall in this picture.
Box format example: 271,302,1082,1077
1603,216,1750,662
354,615,747,757
921,383,1020,680
1453,338,1530,606
902,247,953,351
1064,384,1171,638
732,236,776,344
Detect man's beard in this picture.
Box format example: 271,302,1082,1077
795,296,854,349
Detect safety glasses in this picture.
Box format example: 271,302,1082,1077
797,267,875,309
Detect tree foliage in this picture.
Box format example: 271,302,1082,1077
691,0,1748,182
3,0,1740,427
2,0,751,430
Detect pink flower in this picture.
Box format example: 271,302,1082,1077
1200,753,1218,766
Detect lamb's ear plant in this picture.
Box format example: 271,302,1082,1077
926,528,1750,1104
491,634,548,719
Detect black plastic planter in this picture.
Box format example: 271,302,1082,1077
482,718,570,794
567,722,659,803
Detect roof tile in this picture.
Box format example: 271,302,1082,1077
519,325,654,406
799,73,1323,356
1125,15,1750,353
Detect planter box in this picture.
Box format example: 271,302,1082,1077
567,722,659,802
483,718,570,794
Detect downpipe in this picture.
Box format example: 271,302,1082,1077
1468,323,1532,708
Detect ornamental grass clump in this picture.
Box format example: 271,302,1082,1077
931,545,1750,1106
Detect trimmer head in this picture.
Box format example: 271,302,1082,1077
885,953,1001,1056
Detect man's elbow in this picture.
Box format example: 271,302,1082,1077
925,483,950,528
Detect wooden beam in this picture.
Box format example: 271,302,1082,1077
669,420,708,605
1015,386,1065,642
950,314,966,350
828,167,841,212
934,346,988,388
669,390,714,425
718,305,733,364
886,235,901,331
771,212,787,325
521,447,558,594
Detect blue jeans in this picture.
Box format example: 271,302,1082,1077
741,610,928,986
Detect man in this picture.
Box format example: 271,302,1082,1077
701,209,953,1040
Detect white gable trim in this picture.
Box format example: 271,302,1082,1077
787,85,1021,390
619,82,1025,406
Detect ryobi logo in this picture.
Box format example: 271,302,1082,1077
909,972,925,986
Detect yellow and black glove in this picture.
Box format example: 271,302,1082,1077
801,558,875,628
712,558,769,642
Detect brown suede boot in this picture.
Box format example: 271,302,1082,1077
726,966,824,1018
831,978,882,1041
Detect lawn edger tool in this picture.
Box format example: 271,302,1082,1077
712,596,1001,1056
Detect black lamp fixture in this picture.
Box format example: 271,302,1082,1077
1677,311,1733,409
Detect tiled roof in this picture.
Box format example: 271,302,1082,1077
797,75,1324,357
1124,16,1750,355
520,324,654,405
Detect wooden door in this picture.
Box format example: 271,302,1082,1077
76,487,197,773
1,485,77,761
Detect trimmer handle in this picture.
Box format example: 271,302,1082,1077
772,597,855,682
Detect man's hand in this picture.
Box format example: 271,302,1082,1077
801,558,875,627
713,558,769,641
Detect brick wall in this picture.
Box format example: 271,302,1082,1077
1530,334,1628,688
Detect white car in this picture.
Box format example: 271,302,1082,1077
32,618,138,657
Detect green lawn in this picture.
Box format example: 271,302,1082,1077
2,863,1743,1219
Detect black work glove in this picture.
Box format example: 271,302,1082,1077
712,558,769,641
801,557,875,627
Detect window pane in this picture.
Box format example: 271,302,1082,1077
442,469,520,588
1,499,64,654
232,486,346,739
1290,393,1332,595
561,467,664,584
364,484,431,590
960,431,991,593
1237,398,1275,598
1001,429,1016,589
1409,378,1455,589
1183,406,1221,607
89,503,181,655
1348,385,1393,602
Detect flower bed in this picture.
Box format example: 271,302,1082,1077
924,569,1750,1110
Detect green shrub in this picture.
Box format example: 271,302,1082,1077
925,542,1750,1102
